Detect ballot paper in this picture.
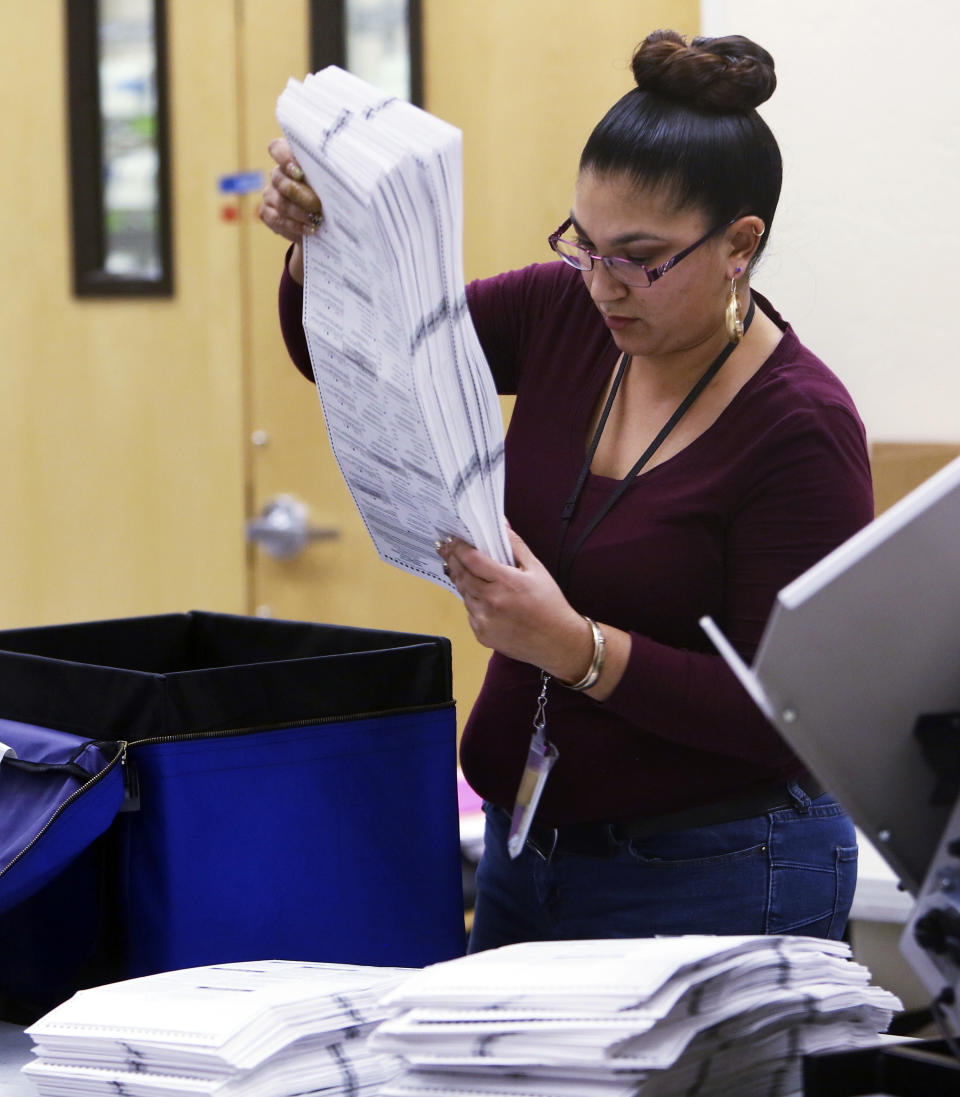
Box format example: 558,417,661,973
23,960,410,1097
372,936,903,1097
276,68,511,593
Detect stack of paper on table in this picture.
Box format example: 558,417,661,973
371,936,902,1097
22,960,410,1097
276,67,510,593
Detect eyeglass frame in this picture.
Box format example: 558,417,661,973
547,216,734,288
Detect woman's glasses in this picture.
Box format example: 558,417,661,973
547,218,729,288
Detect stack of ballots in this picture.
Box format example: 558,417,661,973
22,960,409,1097
276,68,511,592
370,936,903,1097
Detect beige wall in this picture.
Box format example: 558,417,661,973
424,1,699,280
703,0,960,444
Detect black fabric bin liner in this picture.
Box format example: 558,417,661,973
0,610,452,739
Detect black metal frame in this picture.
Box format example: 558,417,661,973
65,0,173,298
803,1039,960,1095
310,0,423,106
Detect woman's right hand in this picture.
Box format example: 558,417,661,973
259,137,325,284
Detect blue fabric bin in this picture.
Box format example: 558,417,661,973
0,612,463,1022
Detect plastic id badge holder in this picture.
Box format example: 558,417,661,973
507,672,558,859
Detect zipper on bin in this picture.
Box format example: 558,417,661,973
123,700,454,751
1,702,453,877
0,741,128,881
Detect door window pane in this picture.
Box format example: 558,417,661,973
98,0,162,278
346,0,411,101
66,0,172,296
311,0,422,106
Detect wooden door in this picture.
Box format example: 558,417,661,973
0,1,247,628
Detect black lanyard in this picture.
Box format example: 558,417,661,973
554,294,757,590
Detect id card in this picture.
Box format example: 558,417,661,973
507,731,559,859
507,671,558,859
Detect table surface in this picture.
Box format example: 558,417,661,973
851,830,914,924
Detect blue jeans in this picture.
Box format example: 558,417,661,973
468,785,857,953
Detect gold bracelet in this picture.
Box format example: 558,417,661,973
563,616,605,691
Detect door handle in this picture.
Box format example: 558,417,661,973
246,495,340,559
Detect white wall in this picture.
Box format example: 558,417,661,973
701,0,960,442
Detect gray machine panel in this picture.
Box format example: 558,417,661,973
706,456,960,897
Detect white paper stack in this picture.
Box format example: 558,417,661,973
370,936,903,1097
276,68,511,593
22,960,411,1097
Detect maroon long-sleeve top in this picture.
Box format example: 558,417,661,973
280,258,873,825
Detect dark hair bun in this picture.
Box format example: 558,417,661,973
631,29,776,112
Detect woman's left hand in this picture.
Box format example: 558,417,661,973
438,529,594,683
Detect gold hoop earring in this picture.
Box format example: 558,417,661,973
725,274,743,343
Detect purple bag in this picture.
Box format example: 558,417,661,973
0,718,125,915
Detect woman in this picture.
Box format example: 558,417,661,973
261,30,873,950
